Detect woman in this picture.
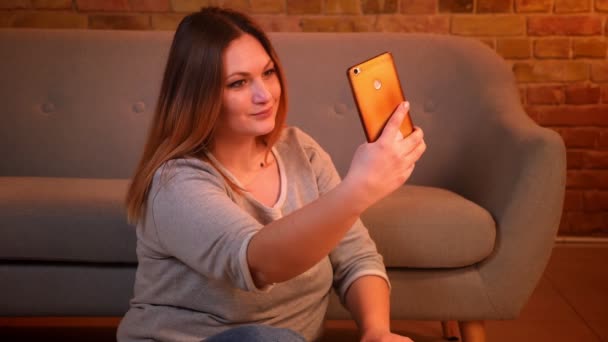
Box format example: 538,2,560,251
118,6,426,342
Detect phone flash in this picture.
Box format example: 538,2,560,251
373,79,382,90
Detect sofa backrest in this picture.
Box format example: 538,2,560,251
0,29,525,188
1,29,170,179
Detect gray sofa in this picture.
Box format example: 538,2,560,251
0,29,565,340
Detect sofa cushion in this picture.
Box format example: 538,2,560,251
0,177,136,263
0,178,494,268
362,185,496,268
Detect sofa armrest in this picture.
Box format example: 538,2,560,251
459,110,566,317
0,177,136,263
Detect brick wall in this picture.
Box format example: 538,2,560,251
1,0,607,236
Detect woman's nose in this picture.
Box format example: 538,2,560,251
252,80,271,103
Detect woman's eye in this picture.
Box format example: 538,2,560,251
263,68,276,77
228,79,246,88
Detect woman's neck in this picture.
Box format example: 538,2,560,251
210,135,268,174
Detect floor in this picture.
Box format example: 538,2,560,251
1,243,607,342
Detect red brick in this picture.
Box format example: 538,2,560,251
130,0,169,12
31,0,72,9
0,13,14,27
564,189,584,210
496,38,530,59
452,15,525,36
582,151,608,169
375,15,450,33
76,0,130,11
528,16,602,36
477,0,512,13
515,0,550,12
584,191,608,210
602,84,608,104
555,0,591,13
401,0,436,14
527,85,564,105
531,105,608,126
222,0,250,11
557,214,572,235
362,0,398,13
566,149,584,169
150,13,185,30
558,214,571,233
0,0,30,9
324,0,361,14
170,0,221,12
513,61,587,83
11,11,87,28
573,38,607,58
253,14,301,31
599,130,608,149
300,16,374,32
524,104,541,122
553,127,600,148
591,62,608,82
562,211,608,235
519,85,526,104
439,0,474,12
534,38,570,59
565,84,601,104
88,14,150,29
250,0,285,13
287,0,321,14
597,0,608,11
567,170,608,189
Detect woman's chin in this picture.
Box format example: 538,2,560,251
255,116,277,136
258,123,276,137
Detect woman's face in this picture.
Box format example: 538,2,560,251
216,34,281,141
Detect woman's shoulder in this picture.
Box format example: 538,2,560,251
278,126,325,153
154,157,215,177
151,157,226,193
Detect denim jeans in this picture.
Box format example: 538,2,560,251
204,324,307,342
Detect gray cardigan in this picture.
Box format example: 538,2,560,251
117,127,389,342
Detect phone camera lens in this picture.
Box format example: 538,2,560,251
353,68,360,75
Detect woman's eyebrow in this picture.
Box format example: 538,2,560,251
226,59,274,78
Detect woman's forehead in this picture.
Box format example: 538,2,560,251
223,34,272,74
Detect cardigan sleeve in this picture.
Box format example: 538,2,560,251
147,160,270,293
295,128,391,303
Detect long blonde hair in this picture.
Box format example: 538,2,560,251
126,7,288,224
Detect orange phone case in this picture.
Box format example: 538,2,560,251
347,52,413,142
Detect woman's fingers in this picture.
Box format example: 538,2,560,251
379,102,410,143
345,104,425,208
399,126,424,156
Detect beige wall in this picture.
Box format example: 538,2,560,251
1,0,607,236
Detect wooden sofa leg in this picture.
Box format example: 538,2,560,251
458,321,486,342
441,320,460,341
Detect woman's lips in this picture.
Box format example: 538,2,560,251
251,107,273,118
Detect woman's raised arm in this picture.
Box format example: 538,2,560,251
247,102,426,287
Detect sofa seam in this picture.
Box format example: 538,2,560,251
475,262,502,319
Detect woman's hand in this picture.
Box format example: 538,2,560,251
344,101,426,212
361,329,415,342
247,102,425,286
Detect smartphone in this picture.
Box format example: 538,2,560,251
347,52,414,142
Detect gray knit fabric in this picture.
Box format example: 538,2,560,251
117,127,389,342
